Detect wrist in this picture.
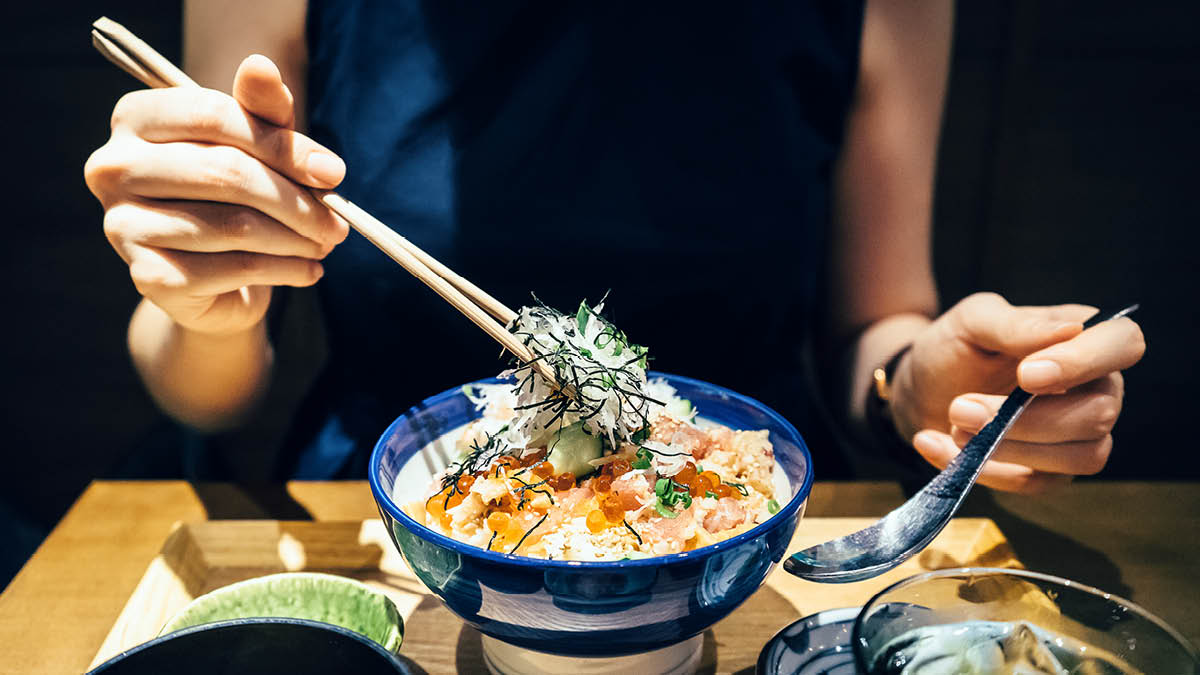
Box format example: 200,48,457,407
884,346,921,444
866,345,914,445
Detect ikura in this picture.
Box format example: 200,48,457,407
547,472,576,491
585,509,607,533
493,456,519,475
521,449,547,466
600,496,625,523
674,464,698,485
531,461,555,480
608,458,632,477
592,473,613,493
456,475,476,494
689,474,715,498
486,511,511,532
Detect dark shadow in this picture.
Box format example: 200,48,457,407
713,581,802,674
393,654,430,675
454,622,486,674
192,483,313,520
696,629,719,674
957,490,1131,599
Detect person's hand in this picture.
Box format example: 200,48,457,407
889,293,1145,493
84,54,348,336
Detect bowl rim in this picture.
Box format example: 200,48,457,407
157,571,404,653
850,566,1200,669
369,370,814,569
87,617,409,674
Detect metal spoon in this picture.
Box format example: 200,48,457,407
784,303,1140,583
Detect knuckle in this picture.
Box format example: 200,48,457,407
110,90,150,130
259,127,293,168
128,258,175,296
1080,436,1114,475
233,252,263,276
198,146,251,191
83,143,131,196
220,207,258,242
184,89,235,136
101,203,137,243
962,292,1005,312
1108,372,1125,399
1089,395,1121,436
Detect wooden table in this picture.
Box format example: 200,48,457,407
1,481,1196,673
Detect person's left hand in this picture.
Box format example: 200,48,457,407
888,293,1145,494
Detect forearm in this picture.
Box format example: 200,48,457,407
128,298,273,431
828,0,950,447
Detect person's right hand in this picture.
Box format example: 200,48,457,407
85,54,348,336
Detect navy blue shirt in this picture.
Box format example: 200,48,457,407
284,1,865,479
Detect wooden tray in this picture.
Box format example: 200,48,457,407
90,518,1020,673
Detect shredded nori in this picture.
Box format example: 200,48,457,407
505,298,663,444
510,513,549,554
622,518,643,546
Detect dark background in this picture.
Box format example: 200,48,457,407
1,2,1197,589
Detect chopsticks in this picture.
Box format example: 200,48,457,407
90,17,565,387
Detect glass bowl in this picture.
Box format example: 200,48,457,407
852,567,1199,674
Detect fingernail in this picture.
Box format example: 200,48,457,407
1019,360,1062,389
912,431,938,454
306,152,345,186
1046,320,1079,335
948,398,989,429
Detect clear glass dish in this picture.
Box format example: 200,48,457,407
852,567,1198,674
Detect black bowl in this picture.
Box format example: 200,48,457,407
86,618,416,675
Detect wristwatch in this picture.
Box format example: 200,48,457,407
865,344,915,459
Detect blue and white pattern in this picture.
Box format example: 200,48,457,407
369,372,813,657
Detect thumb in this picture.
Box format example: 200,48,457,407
952,293,1092,356
232,54,295,129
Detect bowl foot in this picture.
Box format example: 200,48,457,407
480,634,704,675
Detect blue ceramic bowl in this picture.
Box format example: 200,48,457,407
369,372,813,657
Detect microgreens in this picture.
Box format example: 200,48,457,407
631,448,653,470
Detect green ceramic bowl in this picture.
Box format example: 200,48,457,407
159,572,403,654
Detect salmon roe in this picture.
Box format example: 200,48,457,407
713,483,734,499
522,449,547,466
586,510,607,533
532,461,555,479
689,474,715,498
609,458,632,477
600,497,625,522
456,475,476,494
445,493,464,509
700,470,721,486
674,464,697,485
548,472,576,491
493,456,519,476
492,494,516,513
593,474,613,493
486,511,511,532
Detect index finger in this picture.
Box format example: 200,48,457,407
1017,317,1145,393
112,88,345,189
